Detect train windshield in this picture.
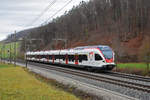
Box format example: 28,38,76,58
99,46,113,59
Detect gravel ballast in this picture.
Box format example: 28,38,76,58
15,62,142,100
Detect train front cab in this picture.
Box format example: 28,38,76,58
86,48,115,71
97,47,115,70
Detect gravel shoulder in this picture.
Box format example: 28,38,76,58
16,62,139,100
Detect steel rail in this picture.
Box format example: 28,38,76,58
105,71,150,82
28,62,150,93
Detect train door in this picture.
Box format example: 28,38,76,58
59,51,61,64
47,55,49,62
75,54,78,65
38,55,41,61
65,54,68,64
94,53,103,66
52,55,54,64
89,52,94,65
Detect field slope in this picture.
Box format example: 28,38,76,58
0,64,79,100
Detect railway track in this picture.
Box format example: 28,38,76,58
104,71,150,82
28,62,150,93
17,60,150,82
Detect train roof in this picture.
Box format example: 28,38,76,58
26,45,112,55
74,45,109,50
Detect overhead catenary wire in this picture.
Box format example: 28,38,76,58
28,0,57,26
42,0,73,25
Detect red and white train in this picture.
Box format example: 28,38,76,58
26,45,115,70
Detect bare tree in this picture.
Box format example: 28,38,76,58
139,37,150,71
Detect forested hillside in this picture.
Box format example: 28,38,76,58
19,0,150,62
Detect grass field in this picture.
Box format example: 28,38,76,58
116,63,150,76
0,63,11,68
117,63,150,69
0,64,80,100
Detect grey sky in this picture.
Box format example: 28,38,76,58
0,0,89,41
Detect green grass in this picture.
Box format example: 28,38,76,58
117,63,149,69
0,64,80,100
0,42,20,59
116,63,150,76
0,63,12,68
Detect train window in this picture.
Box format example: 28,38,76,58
35,55,38,58
26,55,29,58
59,55,63,59
48,55,52,60
82,55,88,61
68,55,71,61
68,55,74,61
62,55,65,61
59,55,65,61
63,55,65,61
30,55,33,58
71,55,75,61
44,55,47,58
55,55,60,60
78,55,88,62
79,55,82,62
95,54,102,61
41,55,46,58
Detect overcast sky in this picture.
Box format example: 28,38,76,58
0,0,89,41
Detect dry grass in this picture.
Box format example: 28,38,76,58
116,68,144,75
0,65,80,100
28,71,102,100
